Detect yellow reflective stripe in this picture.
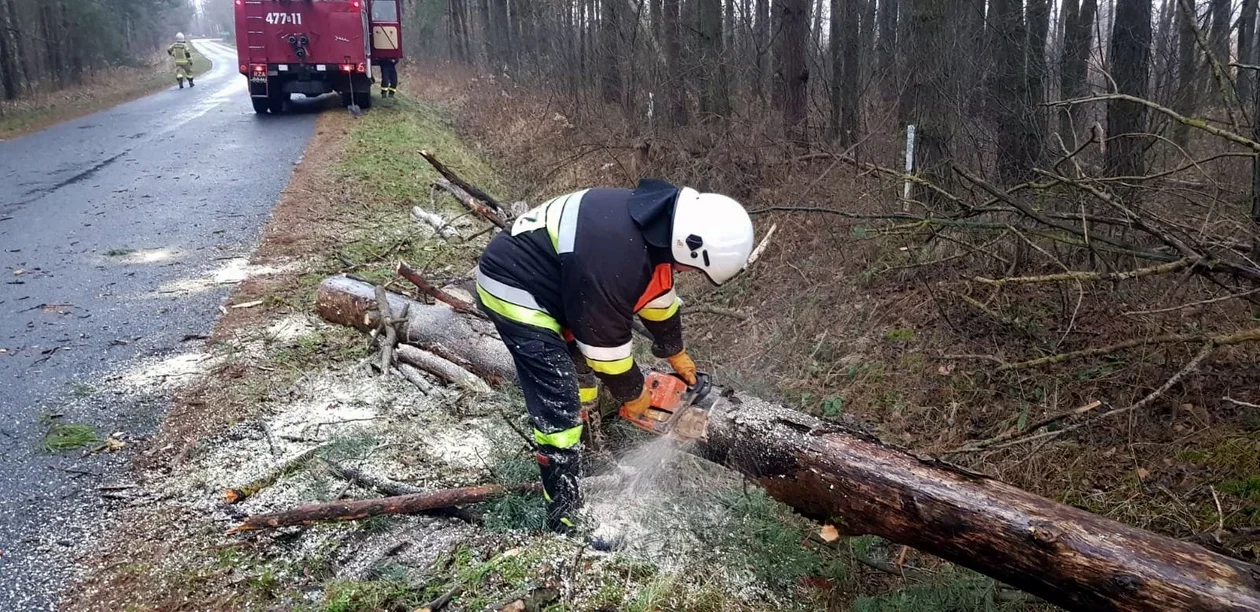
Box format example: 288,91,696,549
637,297,681,322
586,355,634,375
476,285,561,333
534,425,583,449
579,387,599,403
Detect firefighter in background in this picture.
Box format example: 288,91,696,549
379,58,399,97
475,178,755,539
168,33,195,89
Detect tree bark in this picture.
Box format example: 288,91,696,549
1105,0,1152,177
1240,0,1258,105
755,0,770,102
876,0,899,101
698,0,730,118
991,0,1034,183
664,0,688,125
1172,0,1199,147
314,277,1260,611
831,0,860,146
905,0,958,203
778,0,810,146
1026,0,1050,149
601,0,623,104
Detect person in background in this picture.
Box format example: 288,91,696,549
168,33,195,89
379,58,399,97
474,178,755,543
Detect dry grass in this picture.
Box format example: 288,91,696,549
404,61,1260,566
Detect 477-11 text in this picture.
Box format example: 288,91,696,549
265,12,303,25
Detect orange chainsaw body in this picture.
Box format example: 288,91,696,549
622,371,715,440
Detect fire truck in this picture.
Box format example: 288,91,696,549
234,0,404,114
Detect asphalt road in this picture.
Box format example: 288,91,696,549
0,40,320,610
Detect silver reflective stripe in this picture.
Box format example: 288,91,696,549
576,339,633,361
476,268,549,313
642,289,679,309
556,190,586,253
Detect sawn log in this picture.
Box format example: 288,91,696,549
314,274,1260,611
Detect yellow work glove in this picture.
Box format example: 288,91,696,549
618,388,653,420
667,350,698,386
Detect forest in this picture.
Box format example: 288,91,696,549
0,0,193,100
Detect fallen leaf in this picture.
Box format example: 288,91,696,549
230,299,265,309
500,601,525,612
938,364,955,376
1136,468,1150,480
819,524,840,542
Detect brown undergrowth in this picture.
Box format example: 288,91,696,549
404,62,1260,564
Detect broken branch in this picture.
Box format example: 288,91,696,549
318,458,476,523
432,178,508,230
974,259,1192,287
224,444,327,504
395,344,494,395
397,261,485,318
998,328,1260,371
745,223,777,268
419,149,505,211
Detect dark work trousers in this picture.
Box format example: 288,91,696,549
479,306,591,531
379,60,399,93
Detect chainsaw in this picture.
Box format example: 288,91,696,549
620,371,717,440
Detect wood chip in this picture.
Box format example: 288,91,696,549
819,524,840,542
230,299,265,309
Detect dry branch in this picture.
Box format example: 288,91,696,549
227,482,538,533
396,261,486,318
1050,94,1260,152
412,206,460,239
318,458,476,523
374,284,405,378
393,363,435,394
975,259,1192,287
998,328,1260,371
432,178,508,230
224,444,326,504
419,149,505,211
395,344,493,395
949,400,1104,454
745,223,777,268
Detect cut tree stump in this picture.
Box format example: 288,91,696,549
315,273,1260,611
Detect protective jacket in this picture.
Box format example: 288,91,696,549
477,179,686,403
168,42,192,65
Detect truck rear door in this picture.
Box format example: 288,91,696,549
237,0,368,68
370,0,403,60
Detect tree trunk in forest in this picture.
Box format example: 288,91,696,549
859,0,876,84
489,0,510,67
601,0,623,104
1208,0,1229,71
665,0,688,125
1152,0,1176,105
1240,0,1258,106
1026,0,1049,151
699,0,730,119
0,0,21,99
1058,0,1082,143
755,0,770,102
876,0,898,100
778,0,810,146
894,0,915,122
315,274,1260,612
477,0,493,65
1171,0,1198,146
991,0,1035,183
1106,0,1152,177
831,0,860,146
906,0,957,203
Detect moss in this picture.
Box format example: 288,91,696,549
43,423,100,452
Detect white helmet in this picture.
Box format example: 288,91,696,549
671,188,755,285
176,32,186,42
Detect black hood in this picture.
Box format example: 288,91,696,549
626,178,680,250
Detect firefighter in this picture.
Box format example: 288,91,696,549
379,58,399,97
475,178,755,539
168,33,195,89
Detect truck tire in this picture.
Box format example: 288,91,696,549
268,93,287,114
354,91,372,110
251,98,269,114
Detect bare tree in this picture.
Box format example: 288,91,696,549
699,0,730,119
1172,0,1199,147
778,0,810,145
831,0,860,145
1106,0,1153,177
906,0,959,203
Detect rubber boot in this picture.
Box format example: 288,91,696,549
178,78,184,89
536,445,582,534
188,78,194,87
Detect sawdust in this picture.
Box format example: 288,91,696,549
120,247,179,264
157,257,299,295
263,313,319,343
111,351,223,393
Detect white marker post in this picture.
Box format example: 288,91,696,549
903,124,916,210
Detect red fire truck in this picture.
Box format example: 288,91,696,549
234,0,404,114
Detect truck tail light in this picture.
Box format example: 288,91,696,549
351,1,361,8
252,64,267,74
239,64,247,73
340,64,354,72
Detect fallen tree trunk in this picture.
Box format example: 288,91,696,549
315,276,515,383
315,274,1260,611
